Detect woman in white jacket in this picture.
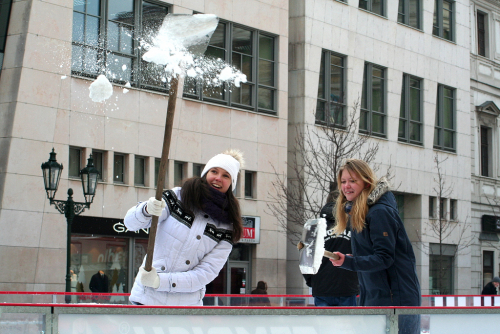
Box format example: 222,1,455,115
124,149,244,306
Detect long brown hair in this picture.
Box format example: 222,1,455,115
334,159,377,234
180,176,243,243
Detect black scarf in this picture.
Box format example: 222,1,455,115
201,186,231,224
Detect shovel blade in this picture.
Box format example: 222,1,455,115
154,13,219,56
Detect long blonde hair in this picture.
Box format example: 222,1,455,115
334,159,377,234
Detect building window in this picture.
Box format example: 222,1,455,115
154,158,167,189
360,63,386,137
483,250,494,287
0,0,13,72
440,198,446,219
134,156,145,186
429,243,456,295
394,194,405,220
359,0,384,16
450,199,457,220
92,150,104,181
434,84,455,152
69,147,82,178
480,126,491,177
433,0,454,41
244,171,255,198
429,196,436,218
183,21,277,114
174,161,185,187
316,50,346,127
398,0,420,29
193,163,205,178
399,74,423,144
72,0,170,91
233,172,241,197
477,11,487,57
114,153,125,183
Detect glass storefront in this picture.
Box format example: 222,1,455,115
70,216,254,301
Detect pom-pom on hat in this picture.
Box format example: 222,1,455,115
201,149,244,190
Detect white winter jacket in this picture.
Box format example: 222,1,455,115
124,187,234,306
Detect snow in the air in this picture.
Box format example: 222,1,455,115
88,13,246,102
89,75,113,103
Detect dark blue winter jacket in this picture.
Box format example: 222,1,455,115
341,189,421,306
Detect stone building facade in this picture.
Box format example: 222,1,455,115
0,0,496,296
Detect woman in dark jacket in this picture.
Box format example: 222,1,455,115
330,159,421,333
250,281,271,306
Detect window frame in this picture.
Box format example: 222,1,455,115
434,84,456,152
483,250,494,287
429,196,436,218
244,171,256,199
449,199,457,220
174,161,185,187
359,0,385,16
113,153,125,184
69,147,83,179
477,10,488,57
193,163,205,178
480,126,491,177
360,62,386,138
433,0,455,41
398,0,421,29
398,74,423,145
315,50,347,128
183,20,278,115
91,149,104,181
429,243,456,295
0,0,13,71
71,0,171,92
134,155,146,186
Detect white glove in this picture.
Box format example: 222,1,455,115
146,197,166,216
137,267,160,289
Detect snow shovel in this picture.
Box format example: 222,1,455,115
298,218,328,275
297,218,341,275
144,14,219,272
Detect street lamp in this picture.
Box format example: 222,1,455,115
41,148,100,303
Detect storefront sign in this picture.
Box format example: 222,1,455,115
72,216,149,238
481,215,500,233
240,216,261,244
73,215,261,242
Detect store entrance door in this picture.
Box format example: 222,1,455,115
227,263,248,294
227,262,249,306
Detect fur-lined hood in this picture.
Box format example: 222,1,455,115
367,177,390,206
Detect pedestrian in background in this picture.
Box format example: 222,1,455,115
482,276,500,295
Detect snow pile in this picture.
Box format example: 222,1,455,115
89,75,113,102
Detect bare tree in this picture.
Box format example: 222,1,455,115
417,153,473,294
267,101,381,243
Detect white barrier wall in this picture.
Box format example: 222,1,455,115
58,314,387,334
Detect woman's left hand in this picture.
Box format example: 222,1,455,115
329,252,345,267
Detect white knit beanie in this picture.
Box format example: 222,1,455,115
201,153,241,190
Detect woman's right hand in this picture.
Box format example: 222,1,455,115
145,197,166,216
330,252,345,267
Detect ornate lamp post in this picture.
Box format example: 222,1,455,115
41,148,100,303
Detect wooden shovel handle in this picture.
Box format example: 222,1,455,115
144,76,179,272
323,251,340,261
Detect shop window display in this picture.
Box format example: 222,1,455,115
71,236,129,303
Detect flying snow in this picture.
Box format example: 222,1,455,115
89,75,113,103
87,14,247,102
